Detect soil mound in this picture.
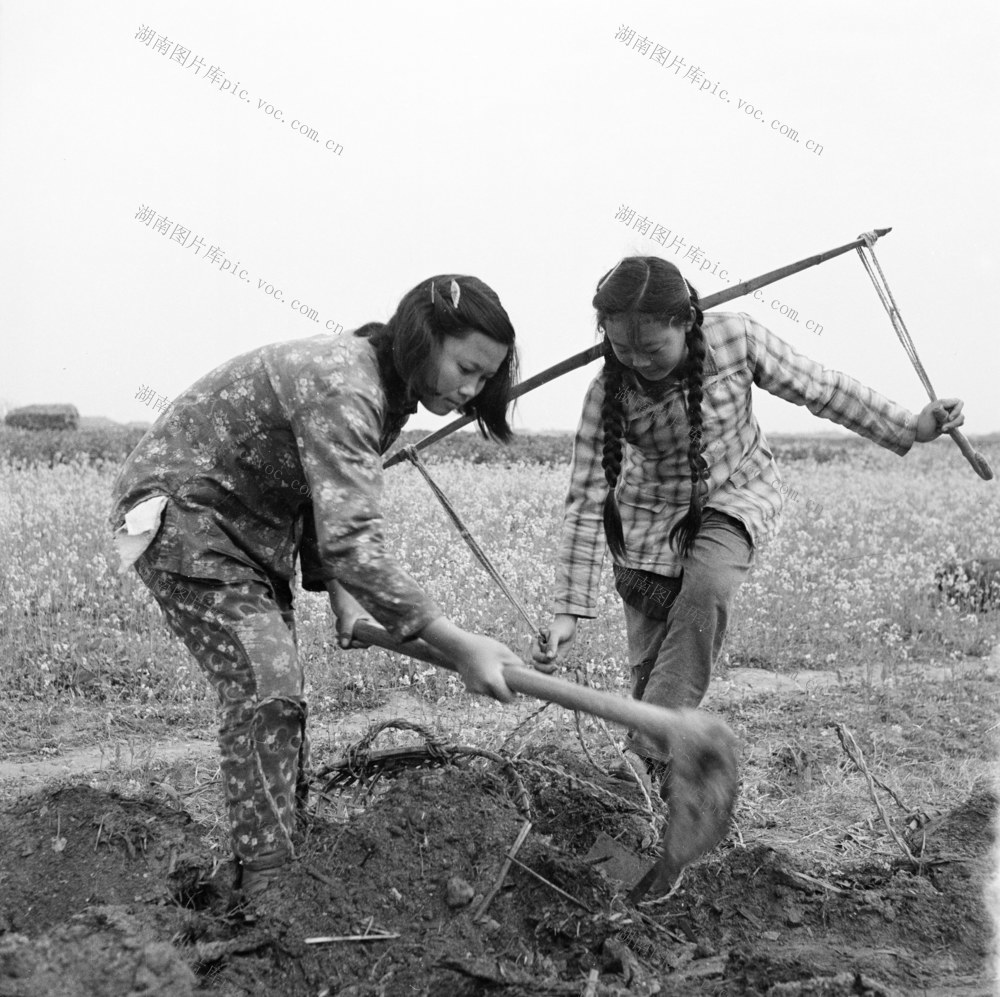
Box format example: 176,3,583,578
0,750,994,995
0,907,196,997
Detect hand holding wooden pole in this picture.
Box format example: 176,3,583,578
352,622,720,746
855,241,993,481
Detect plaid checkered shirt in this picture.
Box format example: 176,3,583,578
553,311,919,617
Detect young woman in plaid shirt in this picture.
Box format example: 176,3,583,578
532,256,965,778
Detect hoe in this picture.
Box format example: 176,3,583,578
352,620,739,902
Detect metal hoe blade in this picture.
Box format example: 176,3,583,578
626,710,739,903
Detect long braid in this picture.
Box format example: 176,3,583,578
668,289,708,557
600,341,628,560
594,257,706,561
600,260,650,560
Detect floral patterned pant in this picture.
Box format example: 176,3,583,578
135,557,309,870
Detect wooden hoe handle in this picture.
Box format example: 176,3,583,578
352,620,700,746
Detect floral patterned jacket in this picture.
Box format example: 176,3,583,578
110,332,440,640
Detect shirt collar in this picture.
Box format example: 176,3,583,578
702,337,720,378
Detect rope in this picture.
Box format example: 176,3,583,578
399,445,544,641
397,446,612,762
855,237,993,481
856,244,938,403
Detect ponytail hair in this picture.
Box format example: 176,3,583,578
355,275,519,450
592,257,708,560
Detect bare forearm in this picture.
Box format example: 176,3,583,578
418,616,471,659
416,617,519,702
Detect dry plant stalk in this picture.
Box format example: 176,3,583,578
835,723,917,866
306,866,339,890
786,869,845,895
595,717,658,822
304,934,399,944
507,855,593,913
474,819,532,921
573,709,606,775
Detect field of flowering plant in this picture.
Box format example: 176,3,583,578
1,435,998,715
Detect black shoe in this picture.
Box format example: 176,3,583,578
609,751,654,791
227,854,287,923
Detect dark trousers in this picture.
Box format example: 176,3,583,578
625,511,753,763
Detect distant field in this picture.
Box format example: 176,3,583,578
1,428,998,712
5,421,990,469
0,424,575,468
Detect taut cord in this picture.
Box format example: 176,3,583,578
856,239,993,481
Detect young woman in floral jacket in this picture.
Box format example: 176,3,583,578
111,275,522,903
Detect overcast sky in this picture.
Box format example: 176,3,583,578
2,1,997,437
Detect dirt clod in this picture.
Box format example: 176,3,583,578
0,750,995,995
0,907,196,997
444,875,475,908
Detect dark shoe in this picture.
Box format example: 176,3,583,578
227,854,286,923
647,758,671,786
241,864,282,900
609,751,654,793
225,892,263,925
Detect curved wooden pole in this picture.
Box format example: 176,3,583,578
384,228,892,468
946,429,992,480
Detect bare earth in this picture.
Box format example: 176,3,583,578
1,663,997,997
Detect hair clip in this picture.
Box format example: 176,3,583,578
450,279,461,309
429,280,436,304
